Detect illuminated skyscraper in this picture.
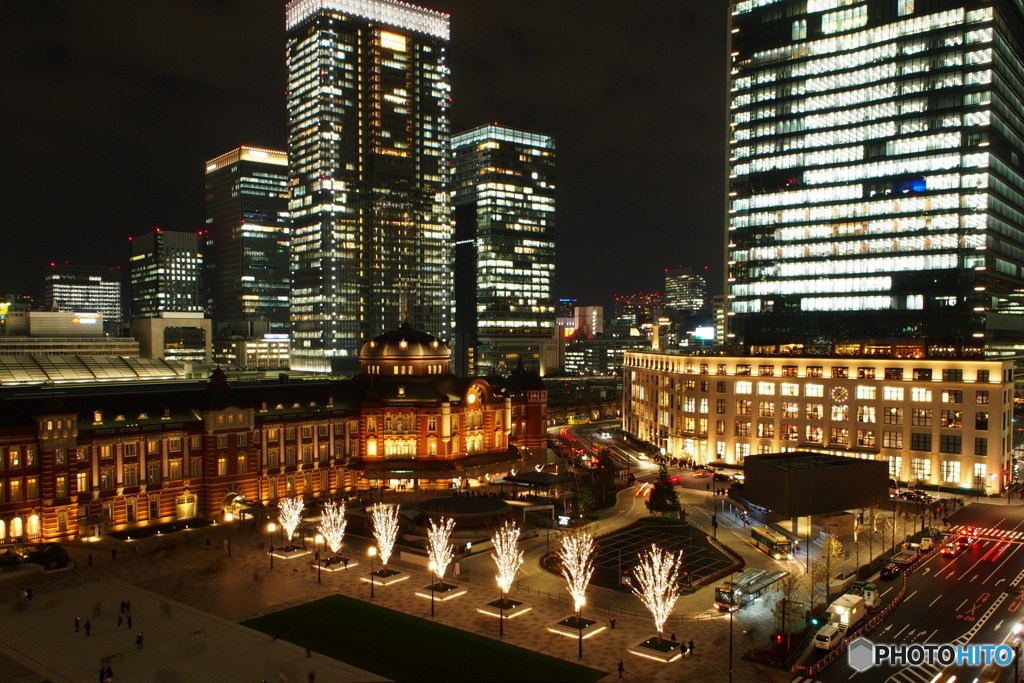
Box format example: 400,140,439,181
129,229,204,319
452,124,557,376
663,267,708,315
285,0,452,373
728,1,1024,357
204,146,290,336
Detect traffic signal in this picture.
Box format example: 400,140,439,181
774,634,783,644
809,616,821,626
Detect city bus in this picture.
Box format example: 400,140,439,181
715,569,767,611
750,526,795,560
568,415,591,425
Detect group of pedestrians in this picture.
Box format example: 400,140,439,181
73,598,143,659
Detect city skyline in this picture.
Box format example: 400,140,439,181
1,0,727,310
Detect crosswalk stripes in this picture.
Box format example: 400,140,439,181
948,524,1024,539
887,664,942,683
790,676,822,683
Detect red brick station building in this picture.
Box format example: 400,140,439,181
0,323,549,543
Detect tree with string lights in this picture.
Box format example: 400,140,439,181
278,496,304,549
491,521,524,636
556,527,596,616
370,503,401,571
556,526,597,657
632,543,683,645
426,516,456,589
317,500,348,560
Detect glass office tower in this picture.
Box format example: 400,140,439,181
452,124,557,376
129,230,204,319
285,0,452,373
204,146,290,336
728,1,1024,357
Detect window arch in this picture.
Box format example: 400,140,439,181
26,514,40,539
366,436,378,457
10,517,23,539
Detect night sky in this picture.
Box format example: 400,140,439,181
3,0,728,309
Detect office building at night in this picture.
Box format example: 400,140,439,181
129,229,204,320
285,0,453,373
624,3,1024,494
663,267,708,315
727,1,1024,357
612,291,663,326
452,124,557,377
204,146,290,337
43,264,123,328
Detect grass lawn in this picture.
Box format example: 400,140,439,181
242,595,606,682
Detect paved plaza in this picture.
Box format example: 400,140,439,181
0,487,793,682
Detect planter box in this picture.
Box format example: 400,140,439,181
477,598,531,619
547,616,606,640
628,636,683,663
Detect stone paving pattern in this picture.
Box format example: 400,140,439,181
0,485,801,682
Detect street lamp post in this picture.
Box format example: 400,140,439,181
577,597,586,659
315,533,323,585
429,560,437,617
499,589,505,637
728,572,734,683
368,546,377,599
224,512,233,557
267,522,276,570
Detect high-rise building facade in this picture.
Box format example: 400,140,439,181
204,146,290,336
663,266,708,315
452,124,557,376
728,1,1024,357
612,291,664,326
285,0,453,373
128,229,204,319
43,263,123,324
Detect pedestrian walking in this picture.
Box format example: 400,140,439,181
98,668,105,683
126,600,131,613
119,600,126,614
117,614,123,629
135,632,144,649
104,664,113,682
111,548,117,561
609,614,616,629
74,616,80,632
688,639,695,655
26,587,33,600
617,659,624,679
127,614,132,629
87,553,93,566
84,620,92,636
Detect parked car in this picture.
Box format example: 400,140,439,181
713,473,732,482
